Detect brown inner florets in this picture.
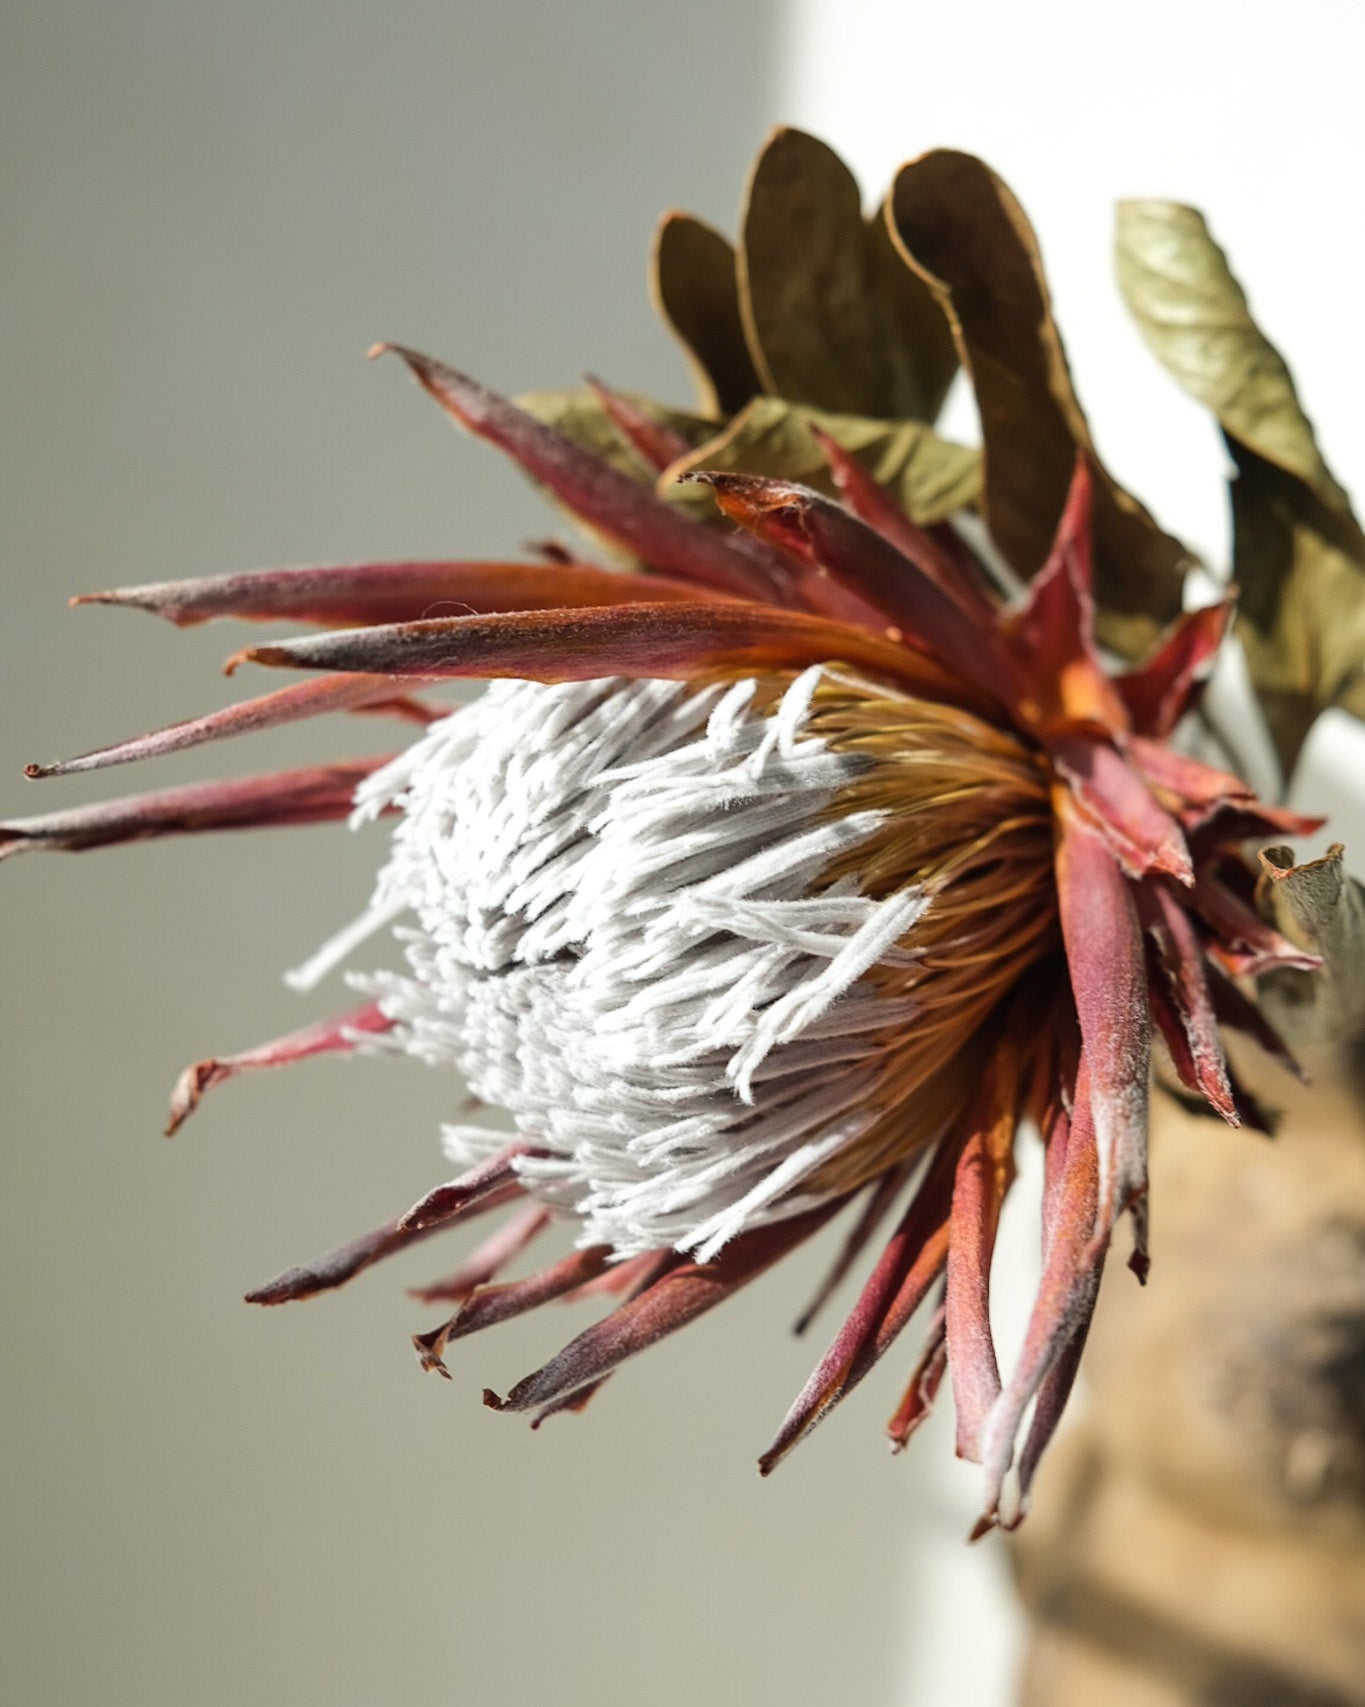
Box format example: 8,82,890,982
757,669,1058,1196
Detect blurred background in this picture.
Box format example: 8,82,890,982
4,4,1364,1705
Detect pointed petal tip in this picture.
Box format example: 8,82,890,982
164,1059,218,1136
69,586,201,626
481,1386,509,1412
411,1330,453,1378
225,644,282,675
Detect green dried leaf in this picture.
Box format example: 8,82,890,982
649,213,760,419
1115,201,1365,772
889,150,1188,655
1257,843,1365,1047
517,389,717,482
1115,201,1351,514
659,396,981,526
1229,450,1365,769
737,128,957,424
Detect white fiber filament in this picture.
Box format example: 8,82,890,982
341,669,925,1258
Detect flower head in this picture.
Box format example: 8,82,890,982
4,137,1329,1533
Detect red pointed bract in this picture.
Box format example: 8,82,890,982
1137,881,1236,1123
413,1244,615,1375
1001,460,1128,736
1055,801,1152,1240
1013,1292,1095,1509
1191,871,1323,976
810,424,999,622
1051,734,1193,883
0,759,391,860
485,1205,840,1418
758,1143,958,1475
556,1248,679,1304
585,376,695,473
793,1163,912,1336
76,560,710,629
693,472,1008,703
977,1065,1104,1533
165,1001,392,1136
398,1144,543,1233
1115,597,1234,738
246,1147,533,1306
886,1288,949,1452
231,601,957,697
374,345,789,601
408,1205,554,1306
945,1042,1023,1461
25,675,431,781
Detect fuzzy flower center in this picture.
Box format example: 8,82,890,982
336,667,1055,1259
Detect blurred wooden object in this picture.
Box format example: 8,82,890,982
1013,1039,1365,1707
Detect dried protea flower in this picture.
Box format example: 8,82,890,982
5,131,1348,1535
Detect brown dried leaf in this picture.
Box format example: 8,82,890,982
889,150,1188,654
738,128,957,423
649,212,760,418
661,397,980,528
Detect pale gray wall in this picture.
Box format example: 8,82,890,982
0,6,950,1706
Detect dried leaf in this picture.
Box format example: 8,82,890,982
649,212,760,417
1257,842,1365,1047
1115,200,1365,771
1229,454,1365,771
738,128,956,422
889,151,1187,652
661,397,980,529
1115,201,1351,510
